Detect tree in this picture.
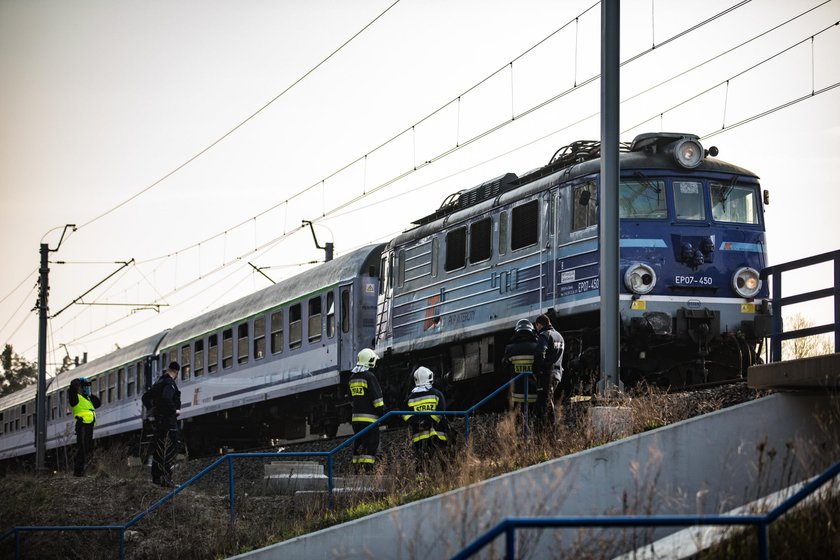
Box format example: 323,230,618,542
781,313,833,361
0,344,37,396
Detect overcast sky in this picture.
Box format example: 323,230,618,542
1,0,839,367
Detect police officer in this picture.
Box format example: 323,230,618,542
68,377,101,476
147,361,182,487
502,319,539,410
349,348,385,472
403,366,450,478
534,314,565,431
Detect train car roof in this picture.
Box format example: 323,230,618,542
0,331,168,411
160,243,385,349
390,133,759,248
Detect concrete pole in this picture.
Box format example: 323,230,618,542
36,243,49,472
598,0,623,395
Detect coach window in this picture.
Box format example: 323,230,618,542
237,323,249,365
222,329,233,369
178,344,189,380
511,200,539,250
619,178,667,219
107,372,116,404
271,310,284,354
127,364,136,396
59,390,66,417
289,304,303,349
308,297,322,343
326,293,336,338
49,396,56,421
117,368,124,400
573,182,598,231
208,334,219,373
194,339,205,376
97,377,106,403
445,227,467,271
469,218,492,263
254,316,266,360
341,289,350,333
169,349,177,368
498,211,508,255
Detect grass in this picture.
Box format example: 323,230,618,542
3,382,836,559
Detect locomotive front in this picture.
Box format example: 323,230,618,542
618,133,771,385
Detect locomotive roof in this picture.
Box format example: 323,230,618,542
0,331,168,410
160,243,385,349
393,132,759,248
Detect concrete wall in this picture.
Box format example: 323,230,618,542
231,393,839,559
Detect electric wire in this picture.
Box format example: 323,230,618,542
73,0,404,232
0,269,37,307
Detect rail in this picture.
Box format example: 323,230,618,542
761,249,840,362
1,371,535,559
451,456,840,560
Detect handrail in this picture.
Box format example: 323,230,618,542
760,249,840,361
450,457,840,560
1,371,536,558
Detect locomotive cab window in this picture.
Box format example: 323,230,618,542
308,297,322,343
445,227,467,271
511,200,539,250
469,218,492,263
237,323,249,364
711,183,759,224
619,178,666,219
673,181,706,220
289,304,302,349
573,182,597,231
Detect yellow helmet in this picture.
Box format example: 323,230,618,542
357,348,379,368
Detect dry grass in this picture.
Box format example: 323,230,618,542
6,381,832,559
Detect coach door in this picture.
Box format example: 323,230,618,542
338,283,355,371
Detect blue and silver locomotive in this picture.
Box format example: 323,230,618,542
374,132,770,398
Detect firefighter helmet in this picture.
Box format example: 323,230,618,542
514,319,535,335
356,348,379,368
413,366,434,386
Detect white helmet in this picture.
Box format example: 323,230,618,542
413,366,434,387
357,348,379,368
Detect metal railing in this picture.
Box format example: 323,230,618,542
761,249,840,362
451,457,840,560
1,371,536,559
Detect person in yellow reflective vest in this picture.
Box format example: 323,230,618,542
403,366,450,478
348,348,386,472
68,377,101,476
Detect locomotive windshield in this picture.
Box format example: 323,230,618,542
619,178,666,219
673,181,706,220
711,183,760,224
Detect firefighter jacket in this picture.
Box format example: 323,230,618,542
349,366,385,423
535,325,565,382
503,333,539,403
403,385,449,444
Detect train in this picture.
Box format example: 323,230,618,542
0,132,771,465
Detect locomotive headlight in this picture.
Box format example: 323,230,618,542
732,267,762,298
673,138,703,168
624,263,657,295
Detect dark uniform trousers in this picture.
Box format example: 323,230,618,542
151,415,180,486
74,420,95,476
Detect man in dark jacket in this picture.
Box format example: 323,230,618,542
403,366,450,479
502,319,539,410
534,314,565,432
145,361,182,487
68,377,101,476
349,348,386,472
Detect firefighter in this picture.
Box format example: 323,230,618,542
68,377,101,477
502,319,539,411
349,348,386,472
144,361,182,487
403,366,450,478
534,314,565,432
